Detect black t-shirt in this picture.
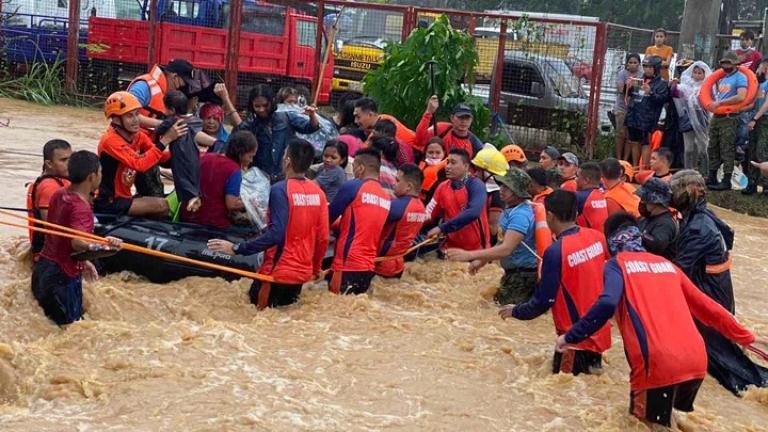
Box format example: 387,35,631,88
639,211,678,260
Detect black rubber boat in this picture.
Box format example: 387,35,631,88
92,215,262,284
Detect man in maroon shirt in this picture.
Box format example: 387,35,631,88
32,151,122,326
736,30,762,72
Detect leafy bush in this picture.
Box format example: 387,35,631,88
0,59,66,105
363,15,490,138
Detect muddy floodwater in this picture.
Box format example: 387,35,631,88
0,98,766,431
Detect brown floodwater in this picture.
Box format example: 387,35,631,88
0,98,766,431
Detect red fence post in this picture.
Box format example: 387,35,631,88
401,7,414,42
225,0,243,107
312,0,326,103
65,0,81,93
585,22,608,158
147,0,158,70
490,19,508,114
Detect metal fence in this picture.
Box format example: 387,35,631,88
4,0,702,156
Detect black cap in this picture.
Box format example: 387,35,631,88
164,59,203,95
452,103,473,117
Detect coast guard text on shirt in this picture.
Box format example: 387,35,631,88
362,192,391,210
567,241,604,267
292,193,322,206
624,260,676,275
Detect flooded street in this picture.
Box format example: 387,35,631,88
0,98,767,431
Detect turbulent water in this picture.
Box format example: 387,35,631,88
0,98,767,431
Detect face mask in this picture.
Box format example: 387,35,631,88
638,202,651,218
425,158,442,166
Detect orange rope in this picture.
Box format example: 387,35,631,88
1,216,274,283
373,235,439,263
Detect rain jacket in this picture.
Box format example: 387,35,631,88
675,199,768,394
625,74,669,132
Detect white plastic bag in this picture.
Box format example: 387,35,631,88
240,167,271,229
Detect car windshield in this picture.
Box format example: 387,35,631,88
544,60,584,98
337,9,402,44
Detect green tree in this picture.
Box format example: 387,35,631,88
363,15,490,137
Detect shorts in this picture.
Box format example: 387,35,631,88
31,257,83,326
553,350,603,376
328,270,375,295
94,196,133,216
496,268,538,305
629,379,703,427
249,280,303,309
626,127,650,145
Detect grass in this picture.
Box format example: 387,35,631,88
0,57,87,107
706,189,768,218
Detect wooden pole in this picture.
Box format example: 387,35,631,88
147,0,159,69
225,0,243,107
65,0,81,93
679,0,723,64
313,6,345,106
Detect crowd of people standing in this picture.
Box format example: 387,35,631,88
22,53,768,429
614,28,768,195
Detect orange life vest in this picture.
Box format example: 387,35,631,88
26,175,69,258
418,159,447,202
531,201,553,279
532,187,553,206
635,170,672,185
604,182,641,217
129,64,168,120
378,114,416,148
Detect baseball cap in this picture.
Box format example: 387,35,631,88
542,145,560,160
720,51,739,64
164,59,204,95
452,103,474,117
558,152,579,166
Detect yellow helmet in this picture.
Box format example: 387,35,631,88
471,144,508,177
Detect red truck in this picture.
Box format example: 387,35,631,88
86,0,332,104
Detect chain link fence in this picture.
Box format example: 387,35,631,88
6,0,704,156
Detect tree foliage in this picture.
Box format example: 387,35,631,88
363,15,490,137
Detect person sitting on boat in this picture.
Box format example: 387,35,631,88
374,163,428,279
184,131,257,229
26,139,72,261
199,83,242,153
207,139,329,309
232,85,320,183
157,90,204,220
95,91,185,218
32,150,122,326
127,59,205,197
327,148,391,295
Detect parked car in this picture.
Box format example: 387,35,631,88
494,51,589,148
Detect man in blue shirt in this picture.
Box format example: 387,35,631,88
705,51,748,191
445,168,538,304
744,58,768,195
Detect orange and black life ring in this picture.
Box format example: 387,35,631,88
698,65,758,115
